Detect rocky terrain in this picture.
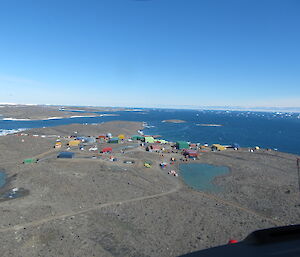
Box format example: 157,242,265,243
0,121,299,257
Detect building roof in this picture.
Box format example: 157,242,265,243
155,139,168,144
108,137,119,143
211,144,226,150
102,147,113,152
132,135,144,140
176,141,189,149
57,152,75,158
212,144,223,147
145,136,155,143
69,140,81,146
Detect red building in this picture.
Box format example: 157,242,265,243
102,147,113,153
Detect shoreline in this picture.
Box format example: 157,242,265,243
0,120,299,256
1,105,299,156
0,104,122,120
1,113,119,121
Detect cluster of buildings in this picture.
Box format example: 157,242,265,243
19,129,242,163
53,132,242,159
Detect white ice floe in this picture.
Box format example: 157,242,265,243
99,114,119,117
0,102,18,105
124,109,144,112
196,124,223,127
46,117,63,120
0,103,38,106
0,128,28,136
2,118,32,121
70,115,97,118
60,109,85,112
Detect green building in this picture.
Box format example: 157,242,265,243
176,141,189,150
131,135,144,141
145,136,155,143
23,158,37,164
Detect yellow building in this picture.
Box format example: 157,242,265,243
55,142,62,148
144,162,152,168
68,140,81,146
118,134,125,140
211,144,226,151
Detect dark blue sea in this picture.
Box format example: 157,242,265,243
1,109,300,155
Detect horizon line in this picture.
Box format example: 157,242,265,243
1,102,300,113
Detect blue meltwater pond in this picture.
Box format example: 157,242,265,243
179,163,229,192
0,172,7,188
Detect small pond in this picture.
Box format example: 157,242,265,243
0,171,28,200
0,172,6,188
179,163,229,192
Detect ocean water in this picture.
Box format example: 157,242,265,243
179,163,229,192
0,109,300,155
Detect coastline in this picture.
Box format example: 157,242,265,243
1,104,299,155
0,104,122,120
1,114,119,121
0,117,299,256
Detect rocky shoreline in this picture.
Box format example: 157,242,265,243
0,121,299,257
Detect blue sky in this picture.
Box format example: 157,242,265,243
0,0,299,108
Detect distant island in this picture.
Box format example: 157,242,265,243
0,104,121,120
196,124,223,127
162,119,186,123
